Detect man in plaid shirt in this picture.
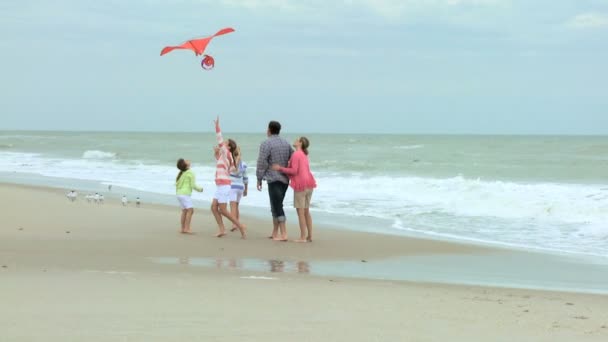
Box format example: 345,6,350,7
257,121,294,241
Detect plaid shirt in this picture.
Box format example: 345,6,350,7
256,135,294,184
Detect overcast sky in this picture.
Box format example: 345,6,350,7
1,0,607,134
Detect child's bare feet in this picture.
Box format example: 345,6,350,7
215,232,226,238
293,239,308,243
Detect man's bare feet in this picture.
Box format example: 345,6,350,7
293,239,308,243
272,236,288,242
182,231,196,235
215,232,227,238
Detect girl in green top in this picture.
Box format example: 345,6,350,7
176,158,203,234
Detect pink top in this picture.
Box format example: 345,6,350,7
279,150,317,192
214,120,233,186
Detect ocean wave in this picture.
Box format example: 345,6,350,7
82,150,117,159
394,144,424,150
314,175,607,225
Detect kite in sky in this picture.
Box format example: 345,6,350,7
160,27,234,70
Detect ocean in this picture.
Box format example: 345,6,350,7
1,131,607,259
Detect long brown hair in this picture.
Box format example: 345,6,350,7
299,137,310,155
176,158,189,182
227,139,239,171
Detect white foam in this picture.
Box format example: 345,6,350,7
394,144,424,150
82,150,116,159
576,223,608,239
313,174,608,225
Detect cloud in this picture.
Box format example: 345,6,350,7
194,0,508,18
353,0,507,18
567,12,608,29
218,0,303,11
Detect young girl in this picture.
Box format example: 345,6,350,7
272,137,317,242
175,158,203,234
228,143,249,233
211,116,247,239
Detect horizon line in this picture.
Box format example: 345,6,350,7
0,129,607,137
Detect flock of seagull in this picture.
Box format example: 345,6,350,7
66,189,141,207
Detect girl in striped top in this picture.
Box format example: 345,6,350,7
229,144,248,232
211,116,246,239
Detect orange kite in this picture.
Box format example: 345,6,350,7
160,27,235,56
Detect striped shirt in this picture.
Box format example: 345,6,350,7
214,122,234,186
230,161,248,190
256,135,294,184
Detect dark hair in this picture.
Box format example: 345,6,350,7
227,139,239,171
176,158,189,182
299,137,310,155
268,121,281,135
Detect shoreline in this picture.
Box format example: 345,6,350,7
3,171,607,262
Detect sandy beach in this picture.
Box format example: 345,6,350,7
1,183,607,341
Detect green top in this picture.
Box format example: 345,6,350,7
176,169,203,195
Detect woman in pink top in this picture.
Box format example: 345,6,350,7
211,116,246,239
272,137,317,242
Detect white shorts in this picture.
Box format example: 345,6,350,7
177,195,193,209
230,188,244,203
214,185,231,204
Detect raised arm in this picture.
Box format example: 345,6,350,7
214,116,224,147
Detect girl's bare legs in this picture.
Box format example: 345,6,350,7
183,208,194,233
180,209,187,233
304,208,313,242
229,202,240,232
210,199,226,237
218,203,246,239
294,208,308,242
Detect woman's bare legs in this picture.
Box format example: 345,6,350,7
210,200,226,237
294,208,308,242
304,208,313,242
218,203,246,239
229,201,240,232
